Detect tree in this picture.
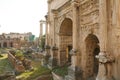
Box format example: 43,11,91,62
29,35,35,42
40,35,45,50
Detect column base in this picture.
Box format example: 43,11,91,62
41,54,50,67
96,51,115,80
96,64,115,80
48,58,57,69
65,66,83,80
96,76,115,80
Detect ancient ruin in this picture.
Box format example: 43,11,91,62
43,0,120,80
0,32,34,48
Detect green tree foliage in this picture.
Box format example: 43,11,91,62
29,35,35,42
40,35,45,50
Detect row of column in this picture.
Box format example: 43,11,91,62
39,19,49,46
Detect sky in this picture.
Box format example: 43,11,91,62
0,0,47,37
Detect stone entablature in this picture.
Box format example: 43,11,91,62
48,0,70,10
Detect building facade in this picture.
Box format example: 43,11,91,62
0,32,33,48
46,0,120,80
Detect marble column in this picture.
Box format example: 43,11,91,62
96,0,107,79
65,1,82,80
96,0,114,80
39,20,43,38
116,0,120,28
45,15,48,46
71,1,78,68
99,0,107,52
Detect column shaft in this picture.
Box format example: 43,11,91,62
45,21,48,45
99,0,107,51
71,1,79,67
40,23,43,38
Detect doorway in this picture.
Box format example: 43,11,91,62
85,34,100,79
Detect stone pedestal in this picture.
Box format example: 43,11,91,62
45,45,51,56
65,66,82,80
48,57,57,69
48,46,58,69
96,52,115,80
65,49,82,80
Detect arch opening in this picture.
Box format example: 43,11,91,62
85,34,100,80
59,18,73,65
0,43,1,48
10,42,13,47
3,42,7,47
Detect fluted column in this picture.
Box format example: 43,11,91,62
96,0,114,80
45,15,48,45
96,0,107,80
65,1,82,80
71,1,79,68
40,21,43,38
116,0,120,28
99,0,107,52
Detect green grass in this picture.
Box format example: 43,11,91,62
16,60,51,80
52,65,68,77
0,49,52,80
0,54,13,74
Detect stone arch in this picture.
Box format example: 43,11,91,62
58,18,73,65
57,13,73,34
85,34,100,80
10,42,13,47
59,18,72,35
3,42,7,47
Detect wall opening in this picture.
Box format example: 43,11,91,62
85,34,100,79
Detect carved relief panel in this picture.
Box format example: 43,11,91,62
80,0,99,33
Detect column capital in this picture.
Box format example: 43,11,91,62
45,15,48,21
70,49,77,56
40,20,46,23
51,9,58,18
71,0,80,8
47,0,53,4
96,51,115,63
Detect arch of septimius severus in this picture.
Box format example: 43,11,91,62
44,0,120,80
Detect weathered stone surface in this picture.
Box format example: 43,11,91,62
46,0,120,80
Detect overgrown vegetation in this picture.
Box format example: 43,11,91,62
15,50,24,60
52,65,68,77
0,49,53,80
0,54,13,74
16,59,52,80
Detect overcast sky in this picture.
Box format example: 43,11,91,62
0,0,47,37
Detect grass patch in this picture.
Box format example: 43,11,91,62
16,60,51,80
0,54,13,74
52,65,68,77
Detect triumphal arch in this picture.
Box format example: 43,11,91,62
45,0,120,80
